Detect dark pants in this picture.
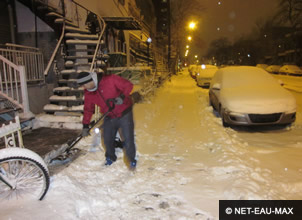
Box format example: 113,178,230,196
102,109,136,163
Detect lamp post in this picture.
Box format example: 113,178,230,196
147,37,152,66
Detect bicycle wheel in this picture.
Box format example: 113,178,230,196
0,147,50,201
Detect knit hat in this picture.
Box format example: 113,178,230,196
77,71,93,85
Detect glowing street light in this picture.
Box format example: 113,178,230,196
188,21,196,30
195,55,198,58
185,50,189,57
186,45,189,49
187,36,192,41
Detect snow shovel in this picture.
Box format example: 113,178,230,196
44,108,112,165
44,92,143,166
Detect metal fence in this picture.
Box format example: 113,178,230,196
0,44,45,83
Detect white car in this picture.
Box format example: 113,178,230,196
209,66,296,126
196,64,218,88
279,65,302,76
265,65,281,74
256,64,268,70
188,65,197,78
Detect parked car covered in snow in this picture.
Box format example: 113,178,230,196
188,65,197,78
256,64,268,70
209,66,296,127
196,64,218,88
265,65,281,74
279,65,302,76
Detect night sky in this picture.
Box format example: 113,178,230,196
198,0,279,54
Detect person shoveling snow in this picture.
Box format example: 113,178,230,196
76,70,142,170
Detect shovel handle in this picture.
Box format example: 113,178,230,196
66,110,111,152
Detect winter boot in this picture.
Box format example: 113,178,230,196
129,160,137,171
105,158,114,166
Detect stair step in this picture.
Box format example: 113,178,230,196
37,5,57,12
46,12,63,18
66,39,100,45
0,108,15,115
34,114,83,130
54,86,84,92
55,18,78,27
53,87,84,95
46,12,73,22
54,111,83,116
65,61,106,68
65,33,99,40
60,69,78,75
65,55,108,60
65,26,90,34
49,95,83,103
67,48,96,53
43,104,83,113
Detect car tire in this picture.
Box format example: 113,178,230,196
220,107,229,127
209,98,215,110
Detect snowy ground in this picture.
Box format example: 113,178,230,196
1,69,302,219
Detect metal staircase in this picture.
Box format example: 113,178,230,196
18,0,107,128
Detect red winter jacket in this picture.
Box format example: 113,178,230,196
82,74,133,125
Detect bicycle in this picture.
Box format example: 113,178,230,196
0,147,50,201
0,109,111,201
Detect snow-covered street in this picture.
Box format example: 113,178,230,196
2,69,302,219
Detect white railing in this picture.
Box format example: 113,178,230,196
0,44,45,83
0,55,33,118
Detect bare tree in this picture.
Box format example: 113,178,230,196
275,0,302,28
170,0,205,63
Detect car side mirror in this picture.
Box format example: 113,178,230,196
212,83,221,90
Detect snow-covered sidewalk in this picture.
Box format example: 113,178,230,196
2,69,302,219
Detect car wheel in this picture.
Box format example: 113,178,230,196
220,107,229,127
209,98,216,110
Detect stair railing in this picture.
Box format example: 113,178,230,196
44,23,65,76
90,15,107,72
0,44,45,83
0,55,33,118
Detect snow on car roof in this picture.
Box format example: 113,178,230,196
219,66,278,88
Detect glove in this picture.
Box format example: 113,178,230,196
131,91,143,103
114,94,125,105
81,127,90,137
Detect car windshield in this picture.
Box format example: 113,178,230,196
222,67,277,88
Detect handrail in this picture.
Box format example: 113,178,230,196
5,43,40,51
0,55,33,118
44,23,65,76
69,1,107,73
90,16,106,72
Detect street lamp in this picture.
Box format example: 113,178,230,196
187,36,192,41
186,45,189,49
146,37,152,66
188,21,196,30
